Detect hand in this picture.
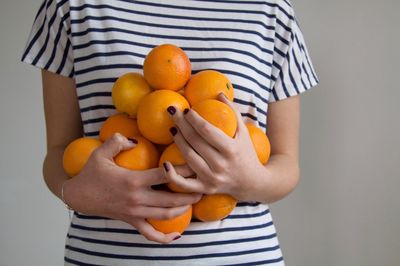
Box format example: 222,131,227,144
165,94,267,201
62,133,202,244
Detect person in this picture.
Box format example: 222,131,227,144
22,0,318,265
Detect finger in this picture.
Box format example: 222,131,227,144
130,205,191,220
163,161,206,194
144,189,202,207
95,133,136,159
170,126,213,178
126,167,167,186
174,164,195,177
132,219,181,244
183,107,233,154
217,93,247,136
168,106,220,162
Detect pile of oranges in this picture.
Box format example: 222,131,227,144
62,44,271,236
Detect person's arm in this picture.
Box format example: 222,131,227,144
162,93,300,203
42,69,83,201
41,70,201,243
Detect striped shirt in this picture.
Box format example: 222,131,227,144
22,0,318,265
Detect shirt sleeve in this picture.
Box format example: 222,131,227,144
21,0,74,78
269,2,319,102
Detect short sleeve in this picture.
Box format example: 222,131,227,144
269,2,319,102
21,0,74,78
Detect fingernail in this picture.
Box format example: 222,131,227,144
167,106,176,115
173,235,181,241
183,108,189,114
163,162,170,172
128,138,138,144
169,127,178,136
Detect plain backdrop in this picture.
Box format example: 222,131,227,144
0,0,399,265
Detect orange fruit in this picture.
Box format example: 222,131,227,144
112,72,152,118
193,194,237,222
246,123,271,164
191,99,237,137
143,44,191,91
99,113,140,142
63,137,103,177
114,136,159,170
137,90,190,145
147,205,192,234
158,143,193,193
184,70,234,106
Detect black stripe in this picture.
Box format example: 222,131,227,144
64,256,101,266
70,221,273,235
295,33,319,83
117,0,282,20
234,84,268,104
78,92,111,100
233,98,267,116
82,117,107,125
70,3,277,32
287,51,301,94
71,27,274,56
76,78,116,88
227,208,270,219
67,233,277,249
225,256,284,266
32,0,69,65
33,0,47,23
191,57,272,81
84,131,100,137
80,104,115,113
65,243,280,260
71,15,275,44
21,0,54,61
75,63,141,76
44,11,70,70
74,41,272,69
56,37,72,75
75,51,144,63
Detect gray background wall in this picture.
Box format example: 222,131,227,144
0,0,399,265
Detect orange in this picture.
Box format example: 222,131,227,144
246,123,271,164
112,72,152,118
137,90,190,145
193,194,237,222
191,99,237,137
184,70,234,106
114,136,159,170
147,205,192,234
158,143,193,193
99,113,140,142
143,44,191,91
63,137,103,177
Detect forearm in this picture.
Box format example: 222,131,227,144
240,153,300,204
43,146,69,201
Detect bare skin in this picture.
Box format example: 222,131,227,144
41,69,300,244
164,93,300,203
41,70,201,244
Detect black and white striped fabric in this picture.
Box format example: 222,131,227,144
22,0,318,265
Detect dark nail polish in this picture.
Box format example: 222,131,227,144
128,138,138,144
183,108,189,114
173,235,181,241
169,127,178,136
167,106,176,115
163,162,170,172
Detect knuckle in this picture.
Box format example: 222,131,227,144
162,208,178,220
127,193,141,206
111,132,124,143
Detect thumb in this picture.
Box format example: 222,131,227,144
217,93,246,135
96,133,137,159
